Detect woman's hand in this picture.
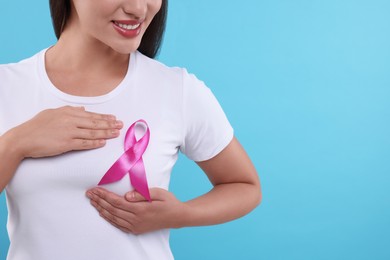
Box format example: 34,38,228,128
85,137,261,235
86,187,187,235
9,106,123,159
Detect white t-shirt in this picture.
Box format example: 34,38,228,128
0,49,233,260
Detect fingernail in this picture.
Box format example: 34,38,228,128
86,191,92,198
99,139,106,145
126,192,134,201
115,120,123,127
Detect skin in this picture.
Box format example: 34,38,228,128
86,138,261,234
0,0,262,235
0,106,123,191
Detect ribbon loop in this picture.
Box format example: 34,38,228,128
98,120,151,201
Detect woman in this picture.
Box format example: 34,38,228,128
0,0,261,259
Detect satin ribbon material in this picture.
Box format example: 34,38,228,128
98,120,151,201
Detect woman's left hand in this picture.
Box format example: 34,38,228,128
86,187,187,235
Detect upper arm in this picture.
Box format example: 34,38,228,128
196,137,260,188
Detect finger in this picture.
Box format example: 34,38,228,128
67,106,117,121
87,189,136,219
126,188,168,202
58,106,123,130
125,191,148,202
90,200,134,233
101,213,133,234
87,188,139,213
149,188,168,201
88,192,138,232
82,111,116,121
76,118,123,130
70,139,107,151
75,128,120,140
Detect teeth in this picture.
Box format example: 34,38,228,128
115,22,140,30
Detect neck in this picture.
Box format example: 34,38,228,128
44,25,130,97
47,28,129,73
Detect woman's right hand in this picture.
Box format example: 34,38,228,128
7,106,123,159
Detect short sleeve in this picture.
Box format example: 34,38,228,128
179,69,234,162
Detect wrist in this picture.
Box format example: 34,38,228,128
1,128,26,161
170,201,194,229
174,200,205,228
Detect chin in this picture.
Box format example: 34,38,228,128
111,41,142,55
111,48,135,55
108,46,136,55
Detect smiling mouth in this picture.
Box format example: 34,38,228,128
113,21,141,30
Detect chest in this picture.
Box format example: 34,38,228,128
7,121,180,202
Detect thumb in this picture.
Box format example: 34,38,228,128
149,188,169,201
125,190,148,202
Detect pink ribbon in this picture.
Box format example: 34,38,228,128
98,120,151,201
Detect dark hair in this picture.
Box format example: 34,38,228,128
49,0,168,58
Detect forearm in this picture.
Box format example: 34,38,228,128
179,182,261,227
0,131,24,192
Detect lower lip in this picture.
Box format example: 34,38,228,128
112,22,142,38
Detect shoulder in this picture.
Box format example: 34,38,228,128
0,50,44,103
0,51,42,85
135,51,182,76
0,51,41,73
134,51,202,87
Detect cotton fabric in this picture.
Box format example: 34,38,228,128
0,49,233,260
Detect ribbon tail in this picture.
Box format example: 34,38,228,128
98,144,141,185
98,163,128,185
130,158,151,201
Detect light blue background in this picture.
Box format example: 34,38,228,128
1,0,390,259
